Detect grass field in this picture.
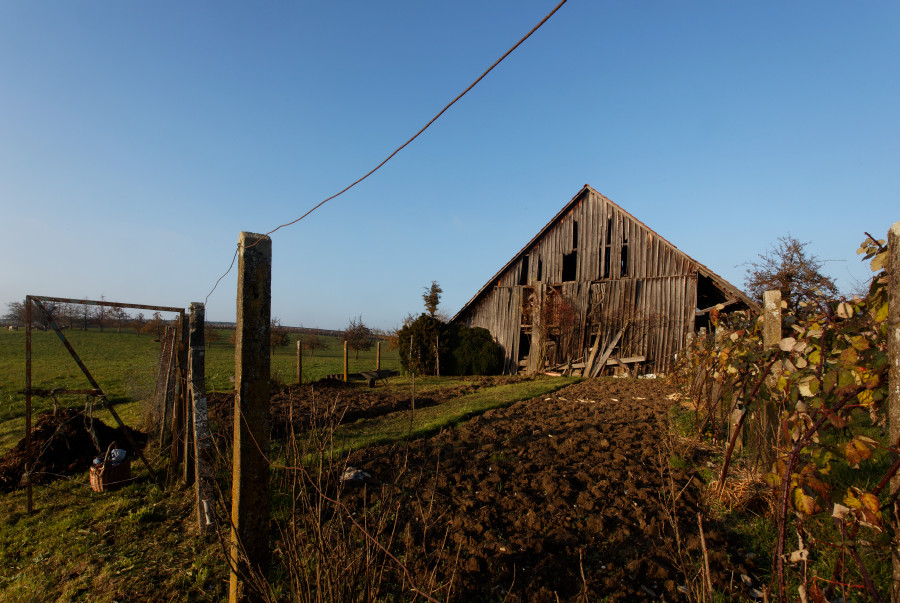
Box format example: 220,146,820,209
0,328,399,455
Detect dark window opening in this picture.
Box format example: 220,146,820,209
518,331,531,360
562,252,577,282
518,256,529,285
697,274,728,310
521,286,535,325
537,257,543,282
602,217,612,279
620,238,629,277
572,221,579,249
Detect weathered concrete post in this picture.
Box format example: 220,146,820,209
189,302,215,531
376,341,381,371
887,222,900,603
763,290,782,349
296,339,302,384
230,232,272,603
343,340,349,382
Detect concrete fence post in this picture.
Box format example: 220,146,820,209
887,222,900,603
763,290,782,349
229,232,272,603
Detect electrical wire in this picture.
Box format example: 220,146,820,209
203,0,569,301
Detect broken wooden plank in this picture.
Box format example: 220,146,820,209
695,299,740,315
582,329,603,377
591,325,626,377
605,355,646,365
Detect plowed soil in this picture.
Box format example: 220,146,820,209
335,378,758,601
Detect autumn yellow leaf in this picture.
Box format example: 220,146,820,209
840,347,858,367
844,438,873,467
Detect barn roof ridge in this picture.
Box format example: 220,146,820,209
452,184,757,321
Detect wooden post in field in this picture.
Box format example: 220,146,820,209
24,296,32,514
181,312,194,485
763,290,782,349
376,341,381,371
343,340,349,382
296,339,302,384
230,232,272,603
189,302,215,531
169,316,188,484
887,222,900,603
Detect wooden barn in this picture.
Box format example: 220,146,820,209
452,185,758,375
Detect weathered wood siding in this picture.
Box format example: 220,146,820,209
455,188,718,374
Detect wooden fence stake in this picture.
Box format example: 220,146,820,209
189,302,215,531
887,222,900,603
376,341,381,371
230,232,272,603
181,312,194,485
296,339,302,384
24,297,32,514
763,290,782,349
343,340,349,382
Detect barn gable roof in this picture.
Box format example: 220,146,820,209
453,184,757,321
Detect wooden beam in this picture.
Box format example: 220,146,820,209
606,356,646,365
591,325,626,377
582,328,603,376
695,299,740,315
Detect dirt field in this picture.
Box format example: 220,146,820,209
0,377,762,601
334,378,759,601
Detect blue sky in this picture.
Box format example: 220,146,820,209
1,1,897,330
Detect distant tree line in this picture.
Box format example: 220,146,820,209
2,299,174,338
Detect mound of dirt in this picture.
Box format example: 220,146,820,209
0,408,147,492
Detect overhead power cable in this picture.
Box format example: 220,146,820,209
205,0,569,301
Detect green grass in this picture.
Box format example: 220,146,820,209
204,330,401,392
330,376,579,453
0,328,400,455
0,465,225,602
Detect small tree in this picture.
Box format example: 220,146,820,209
303,333,327,357
270,318,290,355
342,316,375,360
133,312,146,336
745,235,839,315
397,313,446,375
110,307,129,334
423,281,442,318
145,311,166,339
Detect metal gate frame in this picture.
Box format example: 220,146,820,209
23,295,185,511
